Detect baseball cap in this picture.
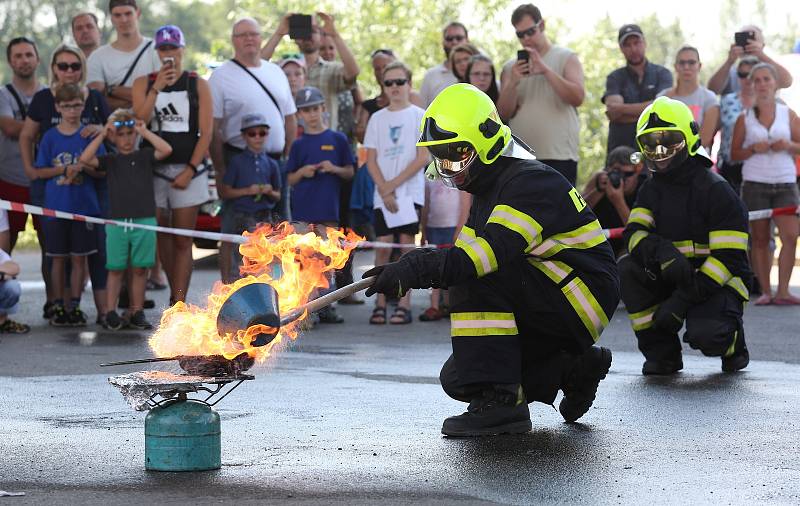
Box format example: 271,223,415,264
240,113,270,131
279,56,306,70
155,25,185,49
294,86,325,108
618,24,643,44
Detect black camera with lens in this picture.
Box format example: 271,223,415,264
607,170,623,189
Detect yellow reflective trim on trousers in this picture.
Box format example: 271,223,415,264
628,230,649,252
527,258,573,284
628,304,658,331
709,230,749,251
456,227,498,277
724,330,738,358
727,276,750,301
561,278,609,342
699,256,733,286
531,220,606,258
628,207,654,228
487,204,543,252
694,243,710,257
450,311,519,337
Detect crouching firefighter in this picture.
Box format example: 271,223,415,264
620,96,752,375
362,84,620,437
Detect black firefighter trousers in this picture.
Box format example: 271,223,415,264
440,258,619,405
618,254,745,363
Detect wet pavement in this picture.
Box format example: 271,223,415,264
1,250,800,505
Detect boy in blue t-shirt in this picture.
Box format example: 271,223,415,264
219,113,281,280
33,84,105,326
285,86,355,226
285,87,355,324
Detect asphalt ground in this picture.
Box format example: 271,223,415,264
1,249,800,505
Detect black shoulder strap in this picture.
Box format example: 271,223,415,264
5,84,27,119
230,59,281,114
119,40,153,87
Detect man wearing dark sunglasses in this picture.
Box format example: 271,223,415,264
419,21,469,108
497,3,584,186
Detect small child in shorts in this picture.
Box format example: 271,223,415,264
80,109,173,330
219,113,282,280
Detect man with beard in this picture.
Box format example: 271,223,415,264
602,24,672,154
261,12,359,139
419,22,470,107
363,83,619,436
0,37,45,250
71,12,102,59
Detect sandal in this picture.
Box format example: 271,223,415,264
419,307,442,322
369,306,387,324
752,294,772,306
0,319,30,334
772,295,800,306
389,307,412,325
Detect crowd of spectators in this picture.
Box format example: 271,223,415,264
0,0,798,335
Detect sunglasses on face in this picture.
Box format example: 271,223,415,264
737,70,751,79
246,129,268,138
371,48,394,58
515,22,541,39
114,120,136,128
56,62,82,72
444,35,466,43
383,78,408,87
677,59,698,67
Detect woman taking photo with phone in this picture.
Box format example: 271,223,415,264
731,63,800,306
132,25,213,306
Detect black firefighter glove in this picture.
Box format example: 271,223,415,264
363,248,444,298
653,281,704,334
655,238,693,287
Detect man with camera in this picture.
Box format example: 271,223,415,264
707,25,793,96
580,146,645,256
497,3,584,185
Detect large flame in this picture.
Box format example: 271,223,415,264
148,223,362,362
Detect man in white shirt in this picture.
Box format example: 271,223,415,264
209,17,297,282
87,0,161,109
419,22,469,108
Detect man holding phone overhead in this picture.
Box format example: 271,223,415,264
707,25,793,96
497,3,585,185
261,12,360,140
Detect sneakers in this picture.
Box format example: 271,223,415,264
441,385,532,437
317,305,344,324
104,310,125,330
559,347,613,423
642,357,683,376
721,330,749,373
68,307,87,327
43,301,56,320
128,310,153,330
49,305,71,327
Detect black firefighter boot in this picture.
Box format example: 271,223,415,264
721,328,749,373
559,347,613,423
441,384,531,437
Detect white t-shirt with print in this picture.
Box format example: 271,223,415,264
87,38,161,88
363,104,426,207
209,59,296,154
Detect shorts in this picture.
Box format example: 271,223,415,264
105,217,157,270
425,226,456,247
44,219,97,257
0,179,40,233
373,204,422,238
741,181,800,213
154,163,210,210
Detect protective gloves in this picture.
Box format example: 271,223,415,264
363,248,444,298
654,239,693,287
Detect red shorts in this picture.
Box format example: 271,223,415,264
0,180,39,234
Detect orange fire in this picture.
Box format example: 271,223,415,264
148,223,362,362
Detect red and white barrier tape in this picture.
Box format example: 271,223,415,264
3,199,798,250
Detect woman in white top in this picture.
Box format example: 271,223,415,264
731,63,800,305
657,46,719,150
